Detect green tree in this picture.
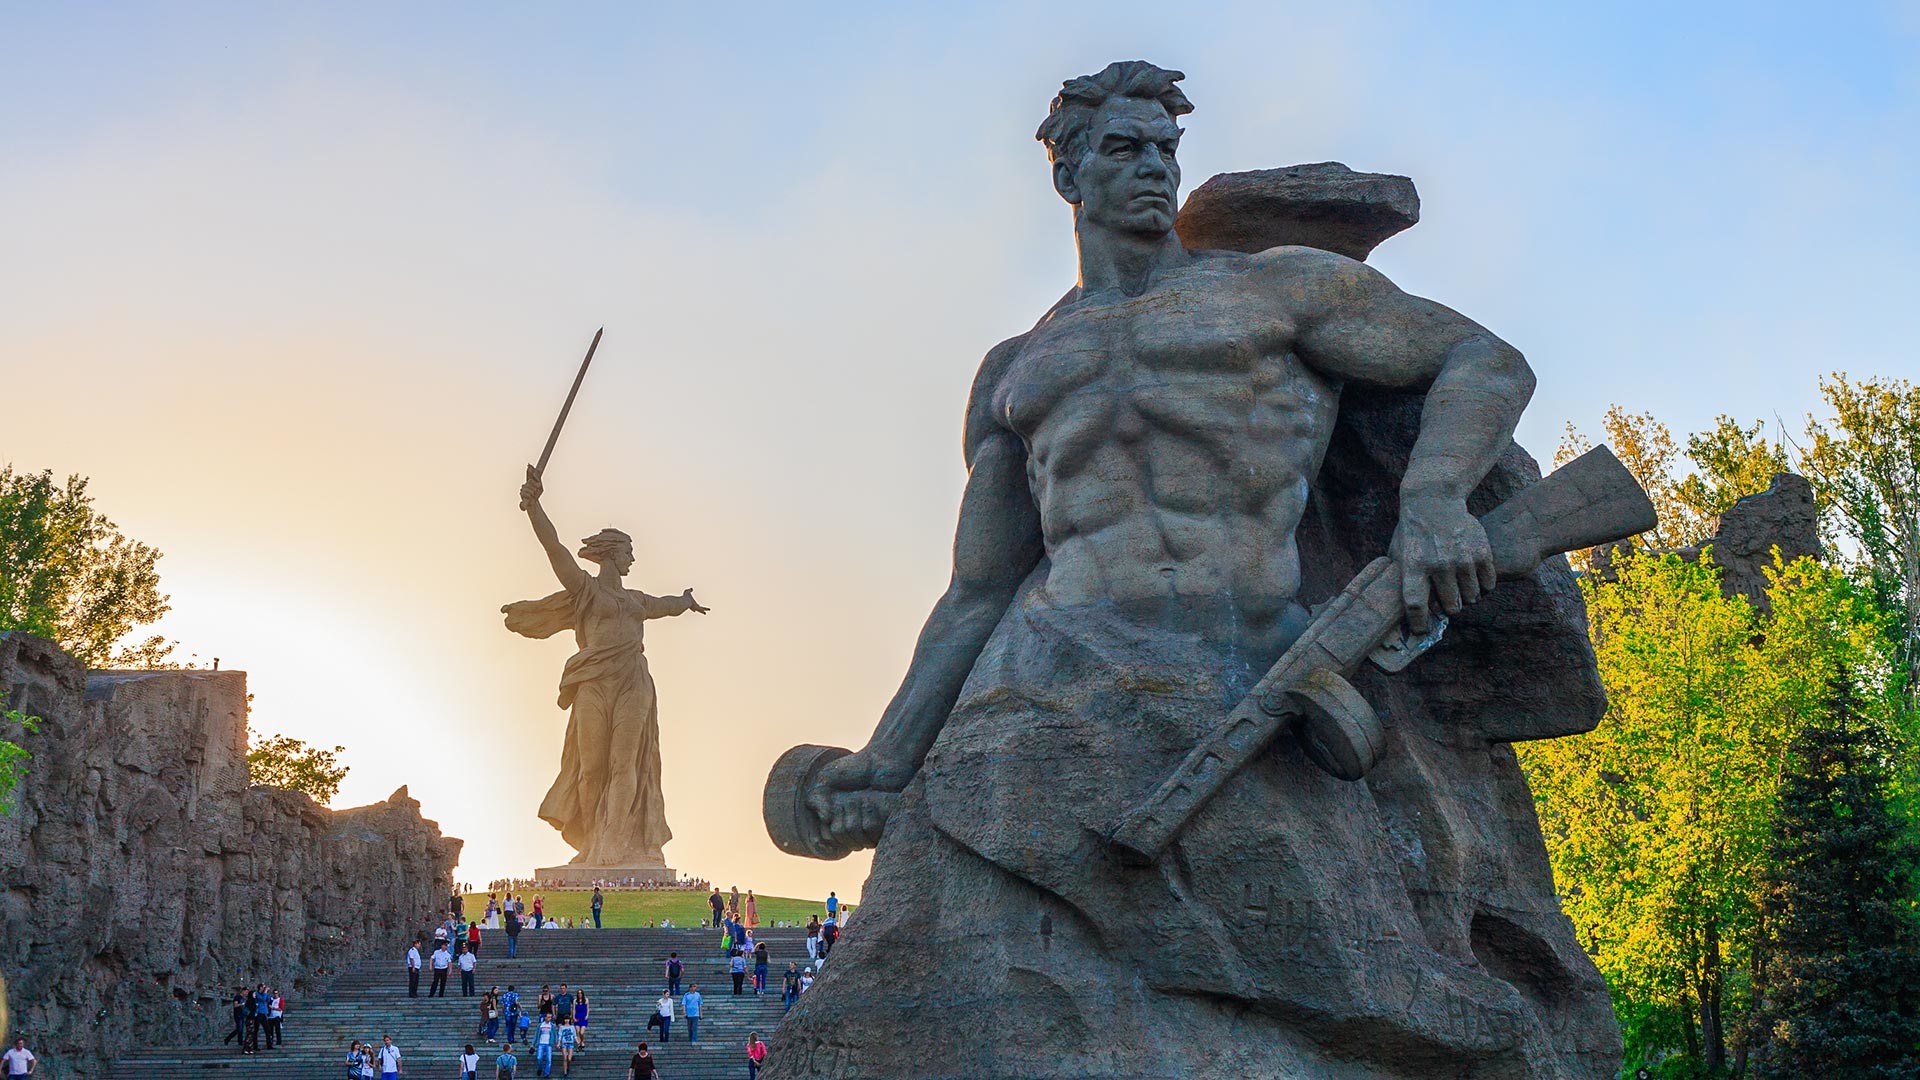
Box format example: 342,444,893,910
1519,552,1892,1076
0,467,172,667
1675,416,1793,523
246,729,349,804
1557,406,1710,550
1749,681,1920,1078
1800,374,1920,700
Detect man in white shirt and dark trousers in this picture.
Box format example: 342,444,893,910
430,942,452,997
458,944,478,996
2,1038,34,1076
406,939,422,997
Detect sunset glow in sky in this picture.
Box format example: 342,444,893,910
4,3,1917,900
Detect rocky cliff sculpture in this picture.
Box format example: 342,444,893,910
504,469,707,882
0,632,460,1076
762,62,1647,1079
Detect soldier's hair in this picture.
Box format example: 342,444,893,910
1035,61,1192,164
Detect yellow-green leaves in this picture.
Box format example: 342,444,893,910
1519,551,1894,1070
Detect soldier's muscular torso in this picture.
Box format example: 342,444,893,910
995,252,1337,630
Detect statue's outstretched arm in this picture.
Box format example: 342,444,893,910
1261,245,1536,631
520,467,588,593
636,589,708,618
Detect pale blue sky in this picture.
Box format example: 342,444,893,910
3,3,1916,895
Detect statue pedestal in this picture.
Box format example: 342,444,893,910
534,863,679,886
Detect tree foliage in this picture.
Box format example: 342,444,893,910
1519,552,1894,1076
1562,376,1920,700
1558,407,1709,550
0,467,172,667
1748,681,1920,1078
0,692,40,815
1676,416,1794,525
246,729,348,805
1800,374,1920,698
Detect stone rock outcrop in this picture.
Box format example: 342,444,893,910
1591,472,1822,612
1176,161,1421,260
0,632,461,1078
1682,472,1821,610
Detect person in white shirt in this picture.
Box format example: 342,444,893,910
457,1043,480,1080
405,940,423,998
2,1038,34,1077
654,991,674,1044
533,1019,555,1077
458,946,478,996
430,944,452,997
376,1034,402,1079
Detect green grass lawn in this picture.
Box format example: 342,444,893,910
460,890,849,928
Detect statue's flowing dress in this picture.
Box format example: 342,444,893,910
504,577,686,866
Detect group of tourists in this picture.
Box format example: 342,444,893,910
637,975,770,1079
409,931,483,998
309,883,855,1078
487,875,710,892
341,1035,403,1079
347,1029,767,1078
219,983,285,1054
623,1032,765,1080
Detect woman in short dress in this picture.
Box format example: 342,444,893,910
573,987,590,1050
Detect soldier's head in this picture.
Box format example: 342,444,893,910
577,528,634,575
1036,61,1192,238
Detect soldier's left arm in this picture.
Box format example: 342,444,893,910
1257,245,1537,630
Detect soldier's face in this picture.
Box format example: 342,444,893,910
1063,98,1183,237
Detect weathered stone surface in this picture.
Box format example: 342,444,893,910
0,632,460,1078
1687,472,1822,609
1176,161,1420,260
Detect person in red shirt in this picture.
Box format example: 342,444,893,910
466,921,482,957
746,1033,768,1079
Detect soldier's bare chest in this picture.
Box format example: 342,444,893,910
997,267,1304,439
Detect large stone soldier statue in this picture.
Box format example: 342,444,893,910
766,62,1633,1079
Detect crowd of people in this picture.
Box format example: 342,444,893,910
486,875,711,892
219,983,286,1055
182,882,849,1077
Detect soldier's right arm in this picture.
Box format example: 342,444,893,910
809,339,1043,841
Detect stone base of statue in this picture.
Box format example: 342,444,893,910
534,863,678,886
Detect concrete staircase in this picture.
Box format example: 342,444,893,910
113,927,822,1078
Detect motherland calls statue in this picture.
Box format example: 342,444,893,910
763,62,1652,1078
505,468,706,882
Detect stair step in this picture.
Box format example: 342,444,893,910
114,927,838,1078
